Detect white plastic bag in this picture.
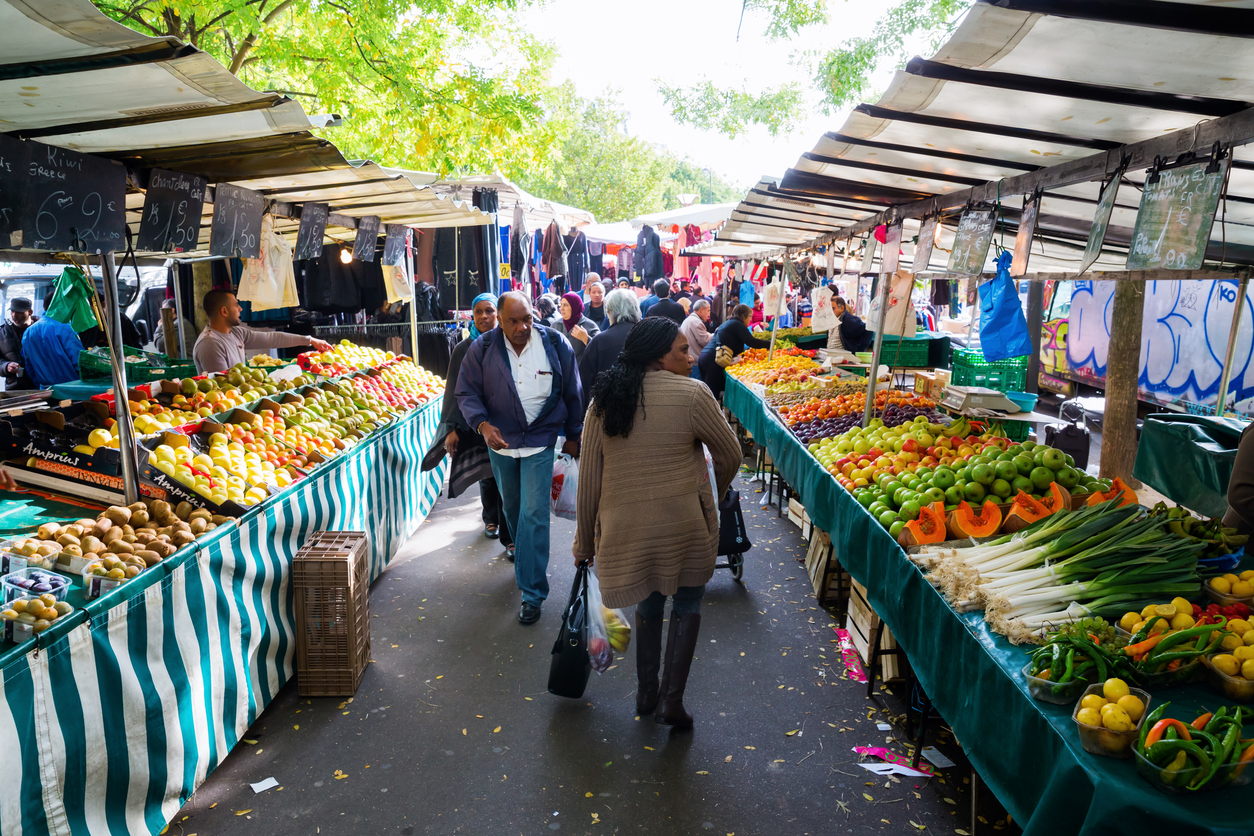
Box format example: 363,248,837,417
867,269,918,338
586,569,630,673
551,453,578,521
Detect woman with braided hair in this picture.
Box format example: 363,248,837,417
573,317,741,729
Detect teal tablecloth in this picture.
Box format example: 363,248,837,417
49,378,115,401
0,398,447,835
1134,413,1249,518
725,378,1249,836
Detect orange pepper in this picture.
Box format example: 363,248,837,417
1192,713,1213,731
1144,718,1192,747
1122,632,1167,657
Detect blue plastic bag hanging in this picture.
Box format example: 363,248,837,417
978,252,1032,361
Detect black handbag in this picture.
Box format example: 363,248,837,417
717,489,752,556
548,563,592,698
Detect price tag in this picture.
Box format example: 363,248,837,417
137,168,206,253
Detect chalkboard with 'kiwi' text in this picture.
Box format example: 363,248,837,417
21,141,127,253
1127,158,1228,271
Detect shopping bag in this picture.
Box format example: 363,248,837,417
586,570,630,672
548,563,592,698
867,269,917,339
978,252,1032,361
717,489,752,556
551,453,578,521
810,286,837,333
238,216,300,312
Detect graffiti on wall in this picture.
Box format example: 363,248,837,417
1067,279,1254,411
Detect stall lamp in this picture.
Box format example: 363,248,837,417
339,246,353,264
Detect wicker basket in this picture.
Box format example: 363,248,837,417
294,531,371,697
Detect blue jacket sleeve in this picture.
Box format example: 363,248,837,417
455,339,491,434
559,338,583,440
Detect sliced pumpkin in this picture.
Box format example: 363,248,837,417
1001,491,1052,534
899,504,948,547
947,500,1003,539
1038,482,1072,516
1086,476,1139,508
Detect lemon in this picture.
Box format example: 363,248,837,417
1170,612,1196,631
1233,581,1254,598
1241,570,1254,582
1228,619,1252,635
1223,633,1244,651
1154,603,1178,618
1116,694,1145,722
1132,620,1146,635
1141,603,1159,619
1081,693,1108,711
1225,573,1241,585
1243,659,1254,681
1244,629,1254,646
1212,577,1233,595
1234,645,1254,662
1076,707,1102,727
1102,678,1130,702
1213,654,1241,677
1170,597,1194,615
1148,619,1168,635
1119,612,1140,632
1102,705,1133,732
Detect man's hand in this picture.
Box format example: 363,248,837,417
561,438,580,458
309,337,333,352
0,470,18,491
4,363,16,375
570,324,589,344
444,430,459,455
574,554,593,567
479,422,508,451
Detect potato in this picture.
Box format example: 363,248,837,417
91,518,112,538
62,524,84,539
130,509,150,527
189,517,208,534
103,506,131,526
172,530,196,547
135,550,161,567
100,527,122,545
36,523,61,540
56,533,81,548
106,540,134,555
175,502,193,521
80,535,104,555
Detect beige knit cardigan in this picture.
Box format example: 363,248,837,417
573,370,742,609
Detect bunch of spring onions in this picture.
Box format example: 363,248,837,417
912,498,1203,644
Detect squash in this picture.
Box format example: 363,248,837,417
1038,482,1072,516
898,504,948,547
947,500,1003,539
1086,476,1139,508
1001,491,1052,534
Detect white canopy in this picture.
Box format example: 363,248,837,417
630,203,738,230
580,221,677,246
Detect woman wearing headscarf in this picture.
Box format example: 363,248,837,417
552,291,601,363
573,317,741,729
436,293,514,556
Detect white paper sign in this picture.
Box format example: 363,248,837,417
762,282,782,318
810,286,837,333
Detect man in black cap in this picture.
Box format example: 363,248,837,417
0,298,35,390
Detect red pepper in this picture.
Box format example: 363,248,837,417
1145,719,1193,747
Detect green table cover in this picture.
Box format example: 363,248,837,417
49,378,115,402
725,379,1251,836
1134,414,1250,519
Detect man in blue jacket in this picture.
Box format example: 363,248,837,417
456,292,583,624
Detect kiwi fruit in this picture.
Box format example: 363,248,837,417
106,540,134,555
103,506,131,526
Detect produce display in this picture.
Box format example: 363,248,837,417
725,355,821,389
1133,704,1253,791
1209,571,1254,602
1149,504,1249,562
1075,678,1146,731
785,390,941,443
750,325,812,341
738,347,817,364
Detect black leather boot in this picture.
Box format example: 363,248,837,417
656,613,700,729
635,609,663,715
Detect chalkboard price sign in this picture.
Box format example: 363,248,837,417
914,215,937,273
1079,169,1124,275
209,183,265,259
947,206,996,275
0,134,26,248
382,224,409,266
24,143,126,253
293,202,329,261
1010,191,1040,277
136,168,206,253
353,215,382,262
1127,158,1228,271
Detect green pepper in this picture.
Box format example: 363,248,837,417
1049,643,1065,681
1061,648,1076,683
1144,619,1227,662
1094,651,1109,683
1204,707,1229,735
1148,739,1210,781
1138,703,1170,754
1192,721,1241,790
1129,616,1167,646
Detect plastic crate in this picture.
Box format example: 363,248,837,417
79,346,197,383
950,347,1028,393
294,531,371,696
877,336,931,368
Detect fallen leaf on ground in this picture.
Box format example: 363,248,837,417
863,793,874,801
724,756,733,763
745,746,755,750
785,730,799,736
586,792,593,797
235,810,251,816
243,739,257,745
494,726,501,733
696,771,709,775
462,729,467,735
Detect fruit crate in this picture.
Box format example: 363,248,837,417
294,531,371,697
877,336,931,368
79,346,196,383
950,347,1028,393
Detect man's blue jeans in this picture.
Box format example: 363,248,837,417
489,445,556,607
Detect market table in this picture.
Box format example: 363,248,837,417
0,397,447,836
49,379,116,402
793,330,951,368
724,377,1250,836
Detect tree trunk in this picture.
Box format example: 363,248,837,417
1100,280,1144,486
1025,280,1044,394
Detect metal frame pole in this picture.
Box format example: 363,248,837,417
862,270,894,429
100,252,140,504
171,263,187,359
1216,275,1250,417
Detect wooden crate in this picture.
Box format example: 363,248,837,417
787,498,809,530
804,530,850,605
848,578,902,681
294,531,371,697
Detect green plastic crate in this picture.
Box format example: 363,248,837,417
79,346,197,383
951,347,1027,393
877,336,931,368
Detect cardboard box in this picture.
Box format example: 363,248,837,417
913,370,937,397
848,578,901,681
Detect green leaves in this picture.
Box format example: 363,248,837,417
658,80,804,140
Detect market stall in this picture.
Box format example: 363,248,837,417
723,375,1252,835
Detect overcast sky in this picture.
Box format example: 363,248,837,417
517,0,924,191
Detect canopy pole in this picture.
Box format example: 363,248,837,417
862,271,893,428
1025,280,1044,395
1216,275,1250,417
100,252,140,505
171,264,187,360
